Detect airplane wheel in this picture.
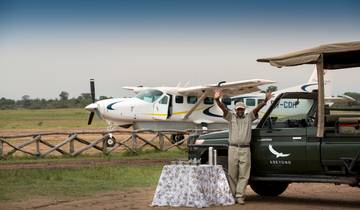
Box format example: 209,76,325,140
106,137,116,147
171,134,185,144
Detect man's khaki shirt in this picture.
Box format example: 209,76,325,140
224,111,257,145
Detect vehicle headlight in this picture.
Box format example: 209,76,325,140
194,139,205,145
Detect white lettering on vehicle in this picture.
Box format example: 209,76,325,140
269,160,292,165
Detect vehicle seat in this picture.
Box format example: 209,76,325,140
336,117,360,134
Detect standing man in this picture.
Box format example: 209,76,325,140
214,89,272,205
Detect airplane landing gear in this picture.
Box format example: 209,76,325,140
106,134,116,147
171,134,185,144
106,122,116,147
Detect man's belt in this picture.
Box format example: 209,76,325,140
229,144,250,148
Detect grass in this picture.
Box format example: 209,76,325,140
0,149,187,201
2,148,188,164
0,109,188,202
0,165,163,201
0,108,106,129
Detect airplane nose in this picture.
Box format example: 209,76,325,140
85,103,97,112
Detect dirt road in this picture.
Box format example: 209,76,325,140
1,183,360,210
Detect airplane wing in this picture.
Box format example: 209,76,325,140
178,79,275,97
325,95,356,106
122,86,150,93
180,79,275,120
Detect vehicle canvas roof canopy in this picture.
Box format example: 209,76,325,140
257,41,360,137
257,41,360,69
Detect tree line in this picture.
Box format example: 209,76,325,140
0,91,111,110
1,89,360,110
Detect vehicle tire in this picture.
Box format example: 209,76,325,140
250,181,288,196
106,137,116,147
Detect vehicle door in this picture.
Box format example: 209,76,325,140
252,93,316,174
153,94,170,120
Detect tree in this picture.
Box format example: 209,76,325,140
99,96,111,100
59,91,69,100
0,97,15,109
266,85,278,92
22,95,30,101
81,93,92,100
21,95,31,108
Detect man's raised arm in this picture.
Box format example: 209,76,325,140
252,91,273,117
214,89,228,118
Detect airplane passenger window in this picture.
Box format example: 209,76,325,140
258,99,265,105
135,89,163,103
246,99,256,106
175,96,183,103
234,98,244,103
187,96,197,104
204,97,214,105
221,97,231,105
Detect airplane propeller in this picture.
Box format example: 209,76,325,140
88,79,96,125
90,79,95,103
88,112,95,125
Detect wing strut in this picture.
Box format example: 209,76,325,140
183,91,208,120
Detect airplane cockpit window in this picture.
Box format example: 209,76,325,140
135,89,163,103
159,95,168,104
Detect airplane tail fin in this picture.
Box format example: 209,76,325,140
307,67,334,97
307,68,318,84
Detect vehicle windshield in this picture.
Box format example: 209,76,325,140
135,89,163,103
265,96,315,128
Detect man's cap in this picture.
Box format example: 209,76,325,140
235,101,246,109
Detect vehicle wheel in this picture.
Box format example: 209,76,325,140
106,137,116,147
250,181,288,196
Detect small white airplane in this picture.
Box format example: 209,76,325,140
85,78,274,143
226,68,354,118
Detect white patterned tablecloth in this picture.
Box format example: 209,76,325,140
151,165,235,208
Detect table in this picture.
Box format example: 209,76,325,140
151,165,235,208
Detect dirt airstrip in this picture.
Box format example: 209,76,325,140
1,182,360,210
0,158,360,210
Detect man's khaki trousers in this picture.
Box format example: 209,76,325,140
228,146,251,199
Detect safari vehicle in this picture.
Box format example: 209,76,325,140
188,41,360,196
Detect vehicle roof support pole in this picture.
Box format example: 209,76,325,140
316,55,325,138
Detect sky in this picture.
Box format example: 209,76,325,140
0,0,360,100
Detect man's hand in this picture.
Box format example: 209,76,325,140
214,89,222,100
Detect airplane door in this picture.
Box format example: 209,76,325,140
153,95,170,120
